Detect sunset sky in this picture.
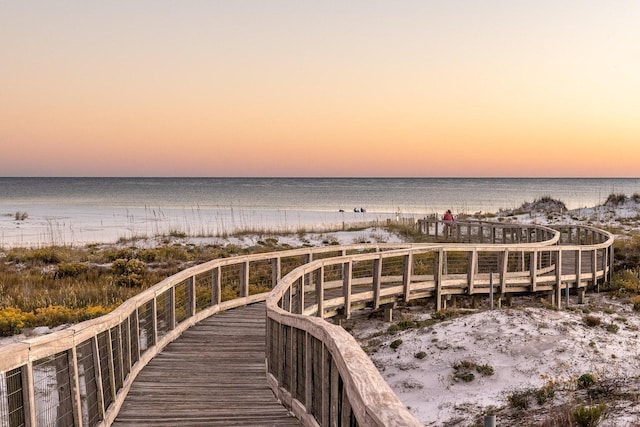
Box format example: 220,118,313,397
1,1,639,177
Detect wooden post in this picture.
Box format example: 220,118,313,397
330,360,340,426
555,250,563,309
272,257,281,288
436,249,444,311
151,298,158,347
23,363,37,427
384,306,393,322
591,249,598,292
372,256,382,309
530,250,538,292
468,250,477,294
402,253,413,302
168,287,176,330
106,331,117,406
578,288,586,304
575,249,582,291
316,266,324,318
297,275,305,315
212,266,221,305
68,347,83,427
91,337,106,422
240,260,249,298
343,261,352,320
500,249,508,295
187,275,196,317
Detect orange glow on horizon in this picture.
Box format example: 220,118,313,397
1,1,639,177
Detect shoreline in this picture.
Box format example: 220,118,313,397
2,194,639,250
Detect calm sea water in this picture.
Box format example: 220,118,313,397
1,177,639,247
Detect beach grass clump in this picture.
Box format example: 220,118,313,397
14,211,28,221
390,338,403,350
604,193,627,207
452,360,494,383
583,315,601,327
613,234,640,271
572,404,607,427
507,389,533,410
534,382,556,405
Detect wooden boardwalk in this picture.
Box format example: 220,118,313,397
112,304,301,426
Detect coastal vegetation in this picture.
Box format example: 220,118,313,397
0,240,294,336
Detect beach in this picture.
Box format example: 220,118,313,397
2,195,640,426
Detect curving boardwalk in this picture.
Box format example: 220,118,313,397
0,221,614,427
112,303,300,426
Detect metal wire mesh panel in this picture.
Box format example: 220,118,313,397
248,259,274,293
281,325,291,390
128,312,140,366
309,336,323,421
174,279,189,323
220,264,242,301
292,278,303,314
155,290,173,339
476,252,501,274
97,331,113,411
351,259,374,296
294,328,306,404
76,339,101,427
194,270,213,311
304,271,319,312
110,328,123,392
33,351,74,427
280,255,307,277
412,252,436,277
381,255,405,288
1,368,25,427
119,320,131,381
322,264,344,302
266,318,278,377
138,301,154,354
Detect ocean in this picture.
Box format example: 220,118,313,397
1,177,639,247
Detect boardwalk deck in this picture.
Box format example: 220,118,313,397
112,304,301,426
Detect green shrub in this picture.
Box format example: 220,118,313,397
535,382,556,405
56,262,89,278
610,270,640,292
578,373,595,389
508,389,531,410
572,404,607,427
605,323,619,334
583,315,601,327
451,360,493,382
476,364,495,376
390,339,403,350
632,295,640,312
396,318,417,330
112,258,148,287
415,351,427,359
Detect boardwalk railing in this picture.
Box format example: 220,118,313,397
0,244,410,427
264,222,613,426
1,221,613,427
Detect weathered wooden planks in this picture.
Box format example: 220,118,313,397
112,304,301,426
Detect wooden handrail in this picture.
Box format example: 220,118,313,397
0,222,613,427
264,222,613,426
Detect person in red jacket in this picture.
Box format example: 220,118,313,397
443,209,454,237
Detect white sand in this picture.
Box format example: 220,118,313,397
3,198,640,425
